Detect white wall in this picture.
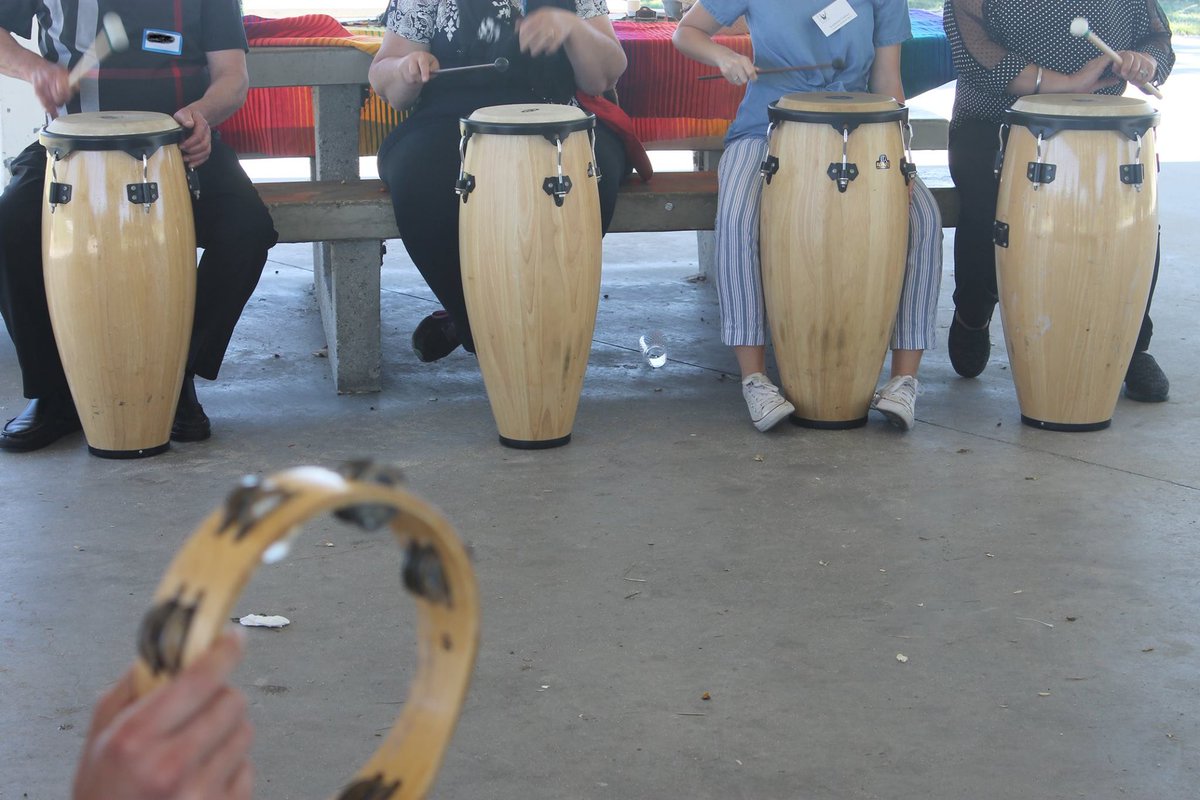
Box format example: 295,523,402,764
0,34,44,181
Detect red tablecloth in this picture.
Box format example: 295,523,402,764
614,20,751,143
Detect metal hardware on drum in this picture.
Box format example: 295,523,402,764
433,57,509,77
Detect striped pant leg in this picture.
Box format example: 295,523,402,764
715,136,770,347
891,175,943,351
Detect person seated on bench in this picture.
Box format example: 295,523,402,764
369,0,629,362
673,0,943,432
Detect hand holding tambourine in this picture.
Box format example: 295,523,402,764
132,462,480,800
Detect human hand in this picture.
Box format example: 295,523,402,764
28,61,71,117
517,7,579,58
174,106,212,168
1071,54,1122,94
716,50,756,86
398,50,439,84
72,630,254,800
1111,49,1157,87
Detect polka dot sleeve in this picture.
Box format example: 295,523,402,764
943,0,1027,97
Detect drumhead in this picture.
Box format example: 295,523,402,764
1006,94,1159,140
43,111,181,137
462,103,594,137
768,92,907,128
775,92,902,115
40,111,183,157
1011,94,1156,118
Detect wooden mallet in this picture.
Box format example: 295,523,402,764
66,13,129,90
1069,17,1163,99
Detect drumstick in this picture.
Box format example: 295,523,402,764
698,57,846,81
1069,17,1163,99
433,57,510,77
66,13,128,90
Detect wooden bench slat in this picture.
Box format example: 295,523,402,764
259,170,959,244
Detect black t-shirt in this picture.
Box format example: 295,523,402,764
0,0,248,115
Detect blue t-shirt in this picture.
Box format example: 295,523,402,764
700,0,911,142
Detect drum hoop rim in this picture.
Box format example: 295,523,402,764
460,113,596,137
39,128,184,159
1004,109,1160,140
766,103,909,131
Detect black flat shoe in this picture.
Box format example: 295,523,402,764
1124,351,1169,403
947,313,991,379
411,310,462,363
171,374,211,442
0,397,82,452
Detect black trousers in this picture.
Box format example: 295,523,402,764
377,114,627,353
0,136,277,399
948,119,1157,352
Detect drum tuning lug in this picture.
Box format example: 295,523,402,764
992,220,1010,248
1120,163,1145,189
402,542,452,606
826,162,858,192
542,175,573,207
760,156,780,184
126,181,159,207
186,168,200,199
48,181,72,208
336,774,402,800
900,159,917,185
1025,162,1056,186
454,173,475,203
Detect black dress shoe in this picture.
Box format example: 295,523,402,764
411,310,461,363
947,313,991,379
1124,351,1169,403
0,397,82,452
171,374,211,442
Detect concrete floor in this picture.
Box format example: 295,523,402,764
4,89,1200,800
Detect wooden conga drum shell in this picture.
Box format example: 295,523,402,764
995,95,1159,431
760,93,910,428
459,104,602,448
132,462,479,800
40,111,196,457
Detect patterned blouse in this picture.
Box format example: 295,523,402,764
385,0,609,47
943,0,1174,127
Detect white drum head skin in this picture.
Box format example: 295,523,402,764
467,103,588,125
1011,93,1157,118
43,110,182,138
775,91,901,115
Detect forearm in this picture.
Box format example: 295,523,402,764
187,71,247,126
0,28,45,82
563,19,626,95
868,46,905,103
672,23,734,69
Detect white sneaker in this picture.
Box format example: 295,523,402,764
741,373,795,431
871,375,919,431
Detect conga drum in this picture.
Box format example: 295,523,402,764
457,104,602,448
40,111,196,458
760,93,911,428
133,461,479,800
995,95,1159,431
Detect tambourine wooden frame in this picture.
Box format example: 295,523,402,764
132,463,479,800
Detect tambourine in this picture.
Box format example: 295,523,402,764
132,462,479,800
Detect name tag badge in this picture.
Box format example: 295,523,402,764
142,29,183,56
813,0,857,37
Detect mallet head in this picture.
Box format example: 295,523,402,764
1069,17,1090,38
102,12,129,52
